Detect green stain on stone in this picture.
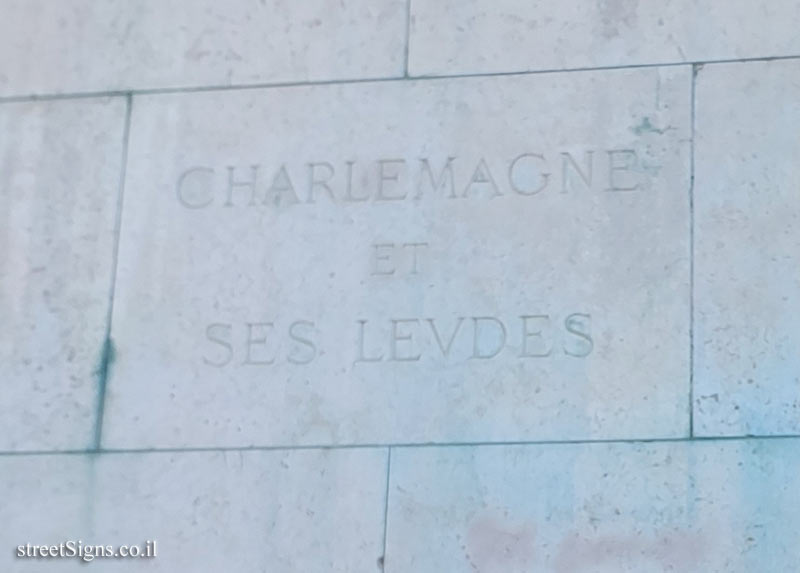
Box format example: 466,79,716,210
95,336,116,386
631,116,671,135
92,336,116,449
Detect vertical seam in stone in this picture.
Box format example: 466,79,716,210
93,92,133,451
380,447,393,569
403,0,412,77
689,64,698,438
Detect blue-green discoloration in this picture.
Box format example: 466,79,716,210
94,336,116,386
630,116,673,135
92,336,116,450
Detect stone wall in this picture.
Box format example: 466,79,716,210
1,1,799,571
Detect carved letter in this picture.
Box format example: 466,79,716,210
472,317,506,359
177,166,214,209
288,320,317,364
427,317,464,358
390,319,421,361
265,164,300,206
343,160,369,202
203,323,232,367
307,162,336,203
606,150,640,192
463,158,501,198
225,165,259,207
376,159,407,201
372,243,395,276
561,151,593,193
244,322,276,365
355,319,383,363
509,153,550,195
416,157,456,199
564,313,593,357
403,242,428,274
520,315,553,357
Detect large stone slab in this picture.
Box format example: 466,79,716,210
0,0,406,97
0,97,126,451
0,448,387,572
409,0,800,77
386,439,800,572
104,67,691,449
694,60,800,436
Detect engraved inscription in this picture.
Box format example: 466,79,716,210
176,150,647,208
202,313,593,368
371,242,429,276
203,320,318,367
355,313,592,363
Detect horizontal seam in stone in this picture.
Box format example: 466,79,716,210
3,433,800,458
0,53,799,104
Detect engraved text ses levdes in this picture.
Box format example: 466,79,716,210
202,313,593,367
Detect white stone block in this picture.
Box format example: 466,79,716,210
0,448,387,571
0,0,406,97
0,97,126,451
386,439,800,572
409,0,800,77
104,68,691,449
694,59,800,436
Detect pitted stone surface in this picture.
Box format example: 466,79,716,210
0,97,126,451
386,439,800,572
0,448,387,572
409,0,800,77
694,59,800,436
0,0,406,97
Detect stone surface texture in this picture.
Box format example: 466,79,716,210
409,0,800,76
1,1,799,572
0,0,406,97
0,98,125,451
104,68,690,449
386,440,800,572
0,448,387,572
694,59,800,437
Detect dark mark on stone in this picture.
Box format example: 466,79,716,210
95,336,116,386
92,336,117,450
630,116,674,135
